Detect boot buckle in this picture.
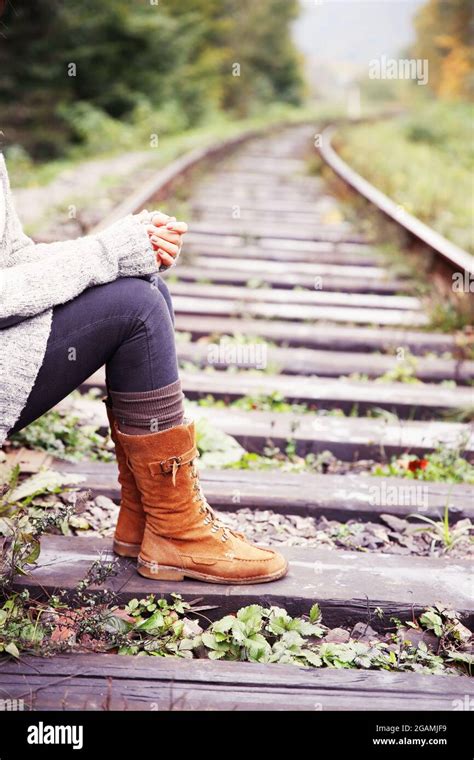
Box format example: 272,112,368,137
160,456,182,486
159,456,182,475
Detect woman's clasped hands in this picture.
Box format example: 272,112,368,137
137,209,188,270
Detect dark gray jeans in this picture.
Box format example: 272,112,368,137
5,275,179,434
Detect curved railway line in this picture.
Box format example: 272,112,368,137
3,122,473,711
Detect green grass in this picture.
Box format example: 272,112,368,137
9,409,114,463
336,101,474,254
373,439,474,484
6,101,340,190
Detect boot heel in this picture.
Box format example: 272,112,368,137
113,538,141,558
137,557,184,581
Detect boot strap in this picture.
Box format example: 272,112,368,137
149,445,199,481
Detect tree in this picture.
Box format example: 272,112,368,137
412,0,473,100
0,0,303,158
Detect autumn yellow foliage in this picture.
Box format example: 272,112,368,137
412,0,473,100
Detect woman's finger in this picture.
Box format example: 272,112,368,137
151,228,181,245
166,221,188,234
146,225,181,245
157,250,175,268
151,211,174,227
151,237,180,258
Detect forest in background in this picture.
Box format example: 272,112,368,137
0,0,472,252
412,0,473,101
1,0,472,163
0,0,303,159
339,0,473,255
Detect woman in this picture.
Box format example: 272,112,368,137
0,153,288,584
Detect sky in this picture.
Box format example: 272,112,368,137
293,0,426,64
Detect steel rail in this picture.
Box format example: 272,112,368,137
319,124,474,277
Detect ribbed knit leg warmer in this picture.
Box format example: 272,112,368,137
110,379,185,435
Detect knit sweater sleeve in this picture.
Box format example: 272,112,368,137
0,215,160,319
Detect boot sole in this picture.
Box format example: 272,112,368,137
137,556,289,584
113,538,141,558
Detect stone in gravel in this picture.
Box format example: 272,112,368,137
94,495,118,511
314,532,334,546
364,523,390,543
61,490,91,508
324,628,351,643
350,622,379,643
88,506,108,519
380,514,409,532
393,534,418,552
292,516,314,531
337,536,364,550
358,529,388,547
454,518,472,533
397,626,439,651
268,515,282,527
254,512,270,523
68,515,90,530
385,544,412,555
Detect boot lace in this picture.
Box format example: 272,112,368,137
190,463,240,543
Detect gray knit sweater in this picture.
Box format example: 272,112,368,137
0,153,160,446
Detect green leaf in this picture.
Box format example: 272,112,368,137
420,611,443,637
212,615,236,635
301,649,323,667
267,616,290,635
10,470,86,502
231,620,249,644
201,632,226,651
178,639,196,651
24,539,41,565
103,614,132,634
194,415,245,467
244,633,271,662
236,605,264,622
118,645,139,656
5,642,20,658
447,651,474,665
309,604,321,624
208,650,227,660
354,655,372,669
136,610,165,632
280,630,305,648
297,621,324,637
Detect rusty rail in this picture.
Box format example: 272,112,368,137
319,125,474,278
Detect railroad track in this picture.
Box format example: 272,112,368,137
3,123,473,711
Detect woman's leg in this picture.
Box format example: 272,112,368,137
10,273,287,584
11,276,180,433
149,273,175,326
10,275,183,559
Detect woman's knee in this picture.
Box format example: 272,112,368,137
148,274,175,324
49,277,173,350
106,277,171,323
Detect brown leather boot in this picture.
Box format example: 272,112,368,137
105,405,145,558
115,421,288,584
